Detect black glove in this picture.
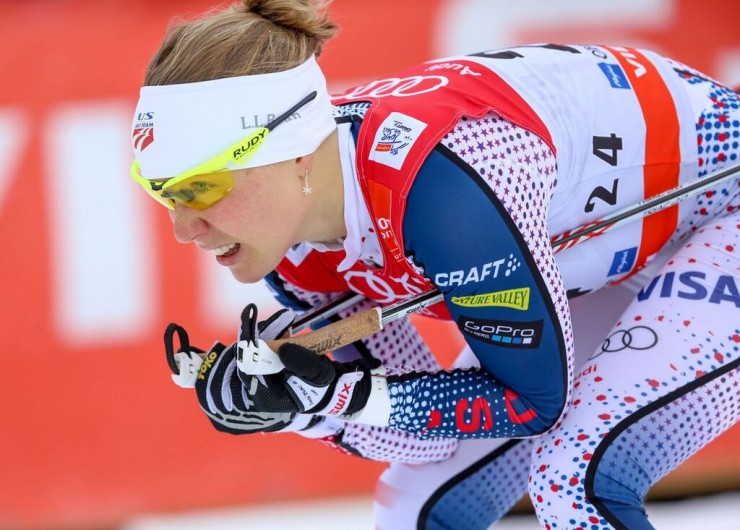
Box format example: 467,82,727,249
278,343,382,416
237,332,381,417
193,341,298,434
164,306,308,435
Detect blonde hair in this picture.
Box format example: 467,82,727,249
144,0,338,86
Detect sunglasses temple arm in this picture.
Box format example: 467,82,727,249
266,91,318,132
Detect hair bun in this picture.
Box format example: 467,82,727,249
144,0,338,86
241,0,337,42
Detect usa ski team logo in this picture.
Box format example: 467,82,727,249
369,112,427,170
132,111,155,152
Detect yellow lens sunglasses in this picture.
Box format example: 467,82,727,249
130,91,318,209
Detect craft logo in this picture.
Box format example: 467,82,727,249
597,62,631,89
132,111,155,151
435,254,521,287
369,112,427,170
607,246,638,276
458,316,543,348
451,287,530,310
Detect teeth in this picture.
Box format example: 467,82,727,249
214,243,237,256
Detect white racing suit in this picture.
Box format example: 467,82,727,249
264,45,740,529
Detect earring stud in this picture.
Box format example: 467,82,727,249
302,169,312,195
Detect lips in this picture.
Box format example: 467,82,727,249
214,243,239,257
213,243,241,266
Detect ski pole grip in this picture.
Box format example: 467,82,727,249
267,306,383,354
194,307,383,377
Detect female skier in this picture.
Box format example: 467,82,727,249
130,1,740,528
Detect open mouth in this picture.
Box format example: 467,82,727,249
214,243,240,258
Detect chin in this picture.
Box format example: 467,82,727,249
229,267,266,285
228,254,279,284
227,246,288,285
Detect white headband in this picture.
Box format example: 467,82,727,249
131,55,336,179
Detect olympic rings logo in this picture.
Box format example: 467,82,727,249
340,76,449,98
590,325,658,359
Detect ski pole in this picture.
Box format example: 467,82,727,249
291,161,740,333
183,162,740,375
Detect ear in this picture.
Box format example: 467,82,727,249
295,154,314,178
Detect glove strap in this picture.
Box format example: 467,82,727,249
343,367,391,427
281,415,344,439
171,352,204,388
286,371,363,414
237,338,284,375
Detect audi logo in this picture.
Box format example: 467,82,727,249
590,325,658,359
343,269,426,305
340,75,449,98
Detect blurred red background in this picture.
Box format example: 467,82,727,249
0,1,738,528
